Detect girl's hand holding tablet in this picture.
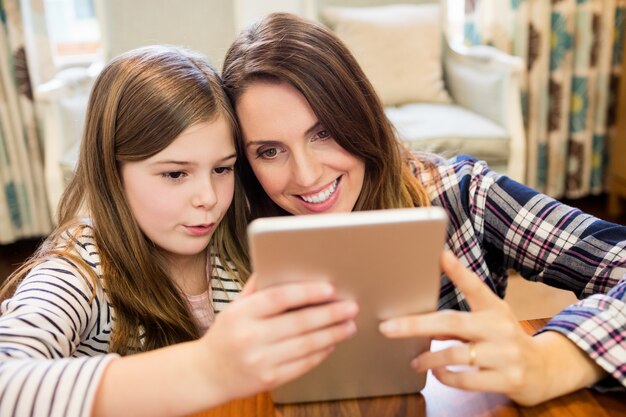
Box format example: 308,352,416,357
201,276,358,402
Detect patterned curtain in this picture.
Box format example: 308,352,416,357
0,0,52,243
464,0,626,199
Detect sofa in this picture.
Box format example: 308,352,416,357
319,1,526,182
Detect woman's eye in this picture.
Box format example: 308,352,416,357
314,129,331,141
258,147,279,159
213,166,234,175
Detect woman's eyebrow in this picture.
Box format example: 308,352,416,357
245,121,323,149
304,121,323,137
245,139,281,149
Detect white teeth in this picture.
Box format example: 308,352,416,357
301,179,338,204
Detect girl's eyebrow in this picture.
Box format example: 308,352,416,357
245,121,323,148
151,153,237,165
219,153,238,161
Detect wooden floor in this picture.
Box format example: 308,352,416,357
1,193,625,318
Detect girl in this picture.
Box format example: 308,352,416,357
0,45,358,417
221,13,626,405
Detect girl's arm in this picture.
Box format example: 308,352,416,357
92,278,358,417
0,259,119,417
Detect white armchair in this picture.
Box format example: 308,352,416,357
319,0,526,182
35,63,102,217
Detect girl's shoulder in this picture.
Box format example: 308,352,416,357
25,220,103,295
57,221,102,270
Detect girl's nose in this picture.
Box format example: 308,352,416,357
192,178,218,209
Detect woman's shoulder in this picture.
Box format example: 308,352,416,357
414,154,497,201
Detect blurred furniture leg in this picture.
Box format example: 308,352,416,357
608,33,626,218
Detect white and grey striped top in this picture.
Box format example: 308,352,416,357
0,224,241,417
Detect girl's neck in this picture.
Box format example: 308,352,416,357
165,250,210,296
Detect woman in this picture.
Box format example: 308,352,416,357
222,13,626,405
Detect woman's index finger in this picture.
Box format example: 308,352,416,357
440,251,501,311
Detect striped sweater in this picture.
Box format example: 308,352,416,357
0,225,240,417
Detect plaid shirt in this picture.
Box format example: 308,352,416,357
421,156,626,390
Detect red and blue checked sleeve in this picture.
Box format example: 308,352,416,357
423,156,626,389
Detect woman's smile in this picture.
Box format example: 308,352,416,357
237,81,365,215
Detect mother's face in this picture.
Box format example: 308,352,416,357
235,81,365,215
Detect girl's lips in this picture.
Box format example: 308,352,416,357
184,224,215,236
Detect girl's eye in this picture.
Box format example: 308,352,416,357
162,171,187,181
213,166,234,175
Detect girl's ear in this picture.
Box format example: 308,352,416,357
240,274,258,296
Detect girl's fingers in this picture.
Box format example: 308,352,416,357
266,299,359,340
240,274,258,297
242,281,337,317
261,346,336,389
270,319,357,365
440,251,503,311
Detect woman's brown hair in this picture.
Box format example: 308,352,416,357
222,13,432,220
1,45,249,354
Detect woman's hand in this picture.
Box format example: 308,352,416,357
379,251,604,405
198,275,358,402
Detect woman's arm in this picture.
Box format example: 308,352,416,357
92,278,358,417
380,251,611,405
426,158,626,391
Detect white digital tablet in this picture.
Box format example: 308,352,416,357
247,207,448,404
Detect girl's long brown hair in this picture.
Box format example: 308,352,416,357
222,13,433,222
1,45,249,354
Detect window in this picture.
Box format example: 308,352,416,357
43,0,102,68
447,0,465,45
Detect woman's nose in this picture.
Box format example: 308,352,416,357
292,149,323,187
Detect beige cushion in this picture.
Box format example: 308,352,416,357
385,103,510,165
321,4,451,106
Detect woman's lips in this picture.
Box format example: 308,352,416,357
299,178,340,204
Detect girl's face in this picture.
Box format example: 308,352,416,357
121,117,236,261
236,81,365,215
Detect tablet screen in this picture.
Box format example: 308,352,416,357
248,207,448,403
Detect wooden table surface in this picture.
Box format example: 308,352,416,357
192,319,626,417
